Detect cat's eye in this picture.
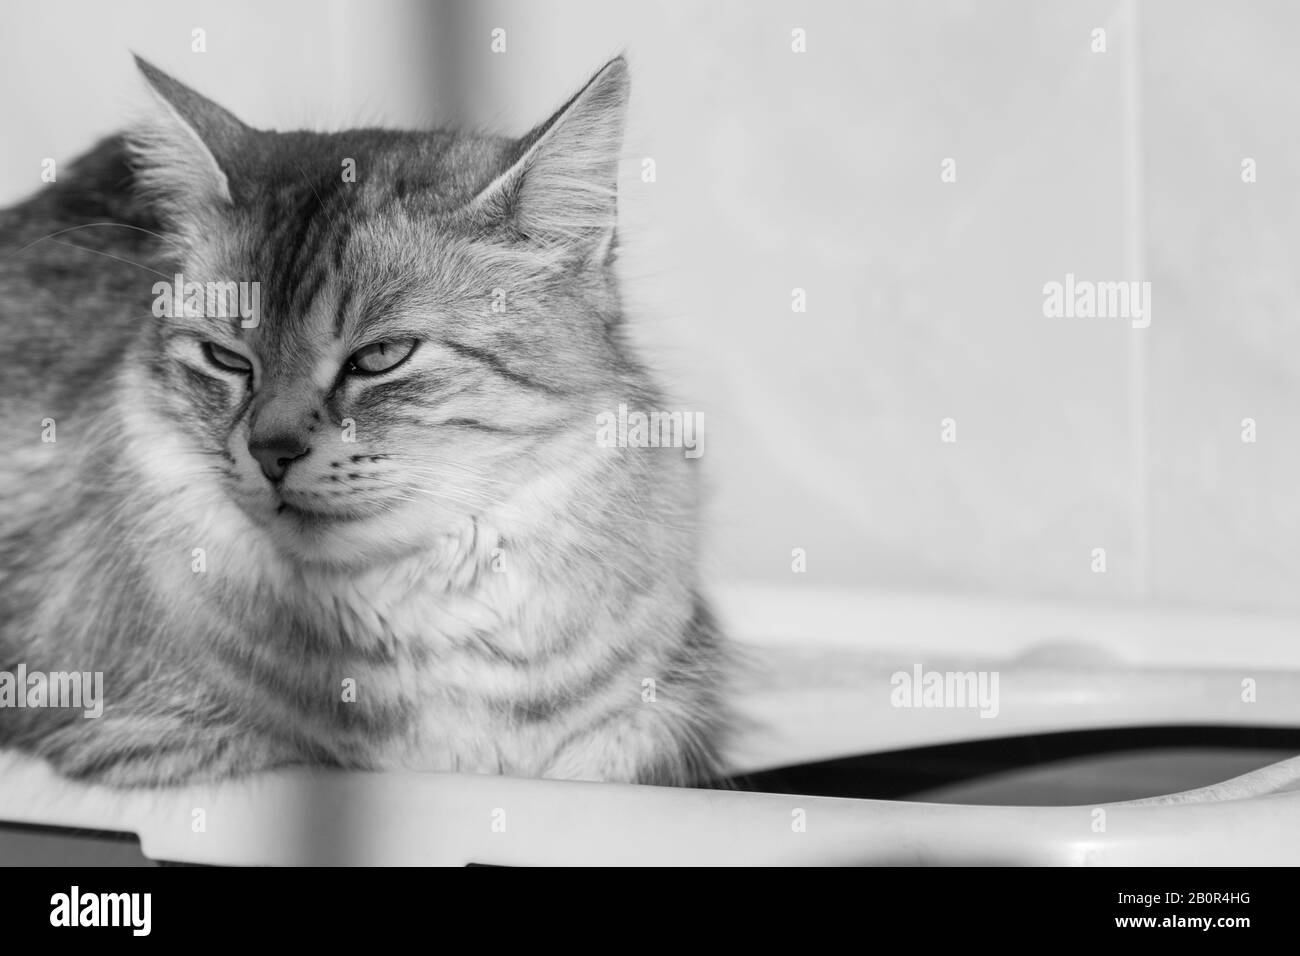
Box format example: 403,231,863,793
348,338,418,375
202,341,253,374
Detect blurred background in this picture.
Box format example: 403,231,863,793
4,0,1299,615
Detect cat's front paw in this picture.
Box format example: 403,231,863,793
34,716,292,787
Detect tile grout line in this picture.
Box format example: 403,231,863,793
1123,0,1152,600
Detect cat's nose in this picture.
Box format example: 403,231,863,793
248,434,310,483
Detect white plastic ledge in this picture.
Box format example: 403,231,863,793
1,586,1298,864
1,749,1298,865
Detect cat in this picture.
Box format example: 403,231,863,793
0,55,731,788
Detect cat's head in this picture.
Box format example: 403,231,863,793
127,56,637,568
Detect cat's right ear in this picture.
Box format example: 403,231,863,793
128,55,249,238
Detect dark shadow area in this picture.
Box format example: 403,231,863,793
0,820,156,866
720,726,1300,803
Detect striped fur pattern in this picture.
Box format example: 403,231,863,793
0,57,731,787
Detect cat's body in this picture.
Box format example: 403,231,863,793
0,58,730,787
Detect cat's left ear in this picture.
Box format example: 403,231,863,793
128,55,250,237
467,57,629,255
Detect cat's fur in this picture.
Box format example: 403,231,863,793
0,56,730,786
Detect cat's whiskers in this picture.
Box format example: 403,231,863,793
5,220,185,258
387,455,697,535
360,478,507,515
41,238,172,279
311,461,507,510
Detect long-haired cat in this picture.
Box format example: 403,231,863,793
0,56,730,787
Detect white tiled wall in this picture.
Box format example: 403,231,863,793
1141,0,1300,612
444,0,1300,613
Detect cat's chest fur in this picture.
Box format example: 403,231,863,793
219,515,624,780
216,524,560,767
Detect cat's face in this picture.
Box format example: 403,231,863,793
132,57,631,567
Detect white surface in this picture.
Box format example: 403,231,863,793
2,748,1298,865
717,585,1300,770
714,584,1300,668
